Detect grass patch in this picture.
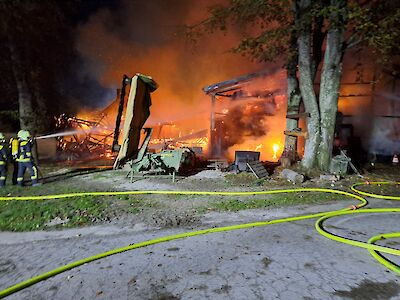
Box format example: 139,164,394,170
127,198,143,214
210,192,345,212
0,197,112,231
0,193,165,231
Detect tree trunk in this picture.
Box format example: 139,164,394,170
317,0,346,171
297,0,321,170
16,76,35,132
32,81,51,134
311,0,327,81
8,41,35,132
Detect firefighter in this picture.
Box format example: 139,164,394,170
0,133,7,187
16,130,39,187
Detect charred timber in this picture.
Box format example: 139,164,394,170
112,75,130,152
203,69,271,95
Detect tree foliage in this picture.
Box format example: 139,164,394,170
190,0,400,67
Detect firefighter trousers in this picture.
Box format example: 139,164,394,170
0,163,6,187
17,161,38,186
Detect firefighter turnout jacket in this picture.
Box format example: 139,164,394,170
16,139,38,186
16,140,34,163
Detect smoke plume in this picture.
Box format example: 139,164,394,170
76,0,267,118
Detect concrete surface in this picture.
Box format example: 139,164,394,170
1,198,400,300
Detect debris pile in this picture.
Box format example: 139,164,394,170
55,114,114,161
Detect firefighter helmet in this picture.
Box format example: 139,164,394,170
17,130,31,141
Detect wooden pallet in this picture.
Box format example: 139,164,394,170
247,161,269,179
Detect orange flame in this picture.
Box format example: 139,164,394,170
272,143,280,160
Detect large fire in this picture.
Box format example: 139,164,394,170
57,69,289,163
59,98,286,162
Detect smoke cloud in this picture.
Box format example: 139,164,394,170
76,0,267,119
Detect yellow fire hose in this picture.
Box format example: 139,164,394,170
0,182,399,298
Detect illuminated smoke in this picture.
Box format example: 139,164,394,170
75,0,266,120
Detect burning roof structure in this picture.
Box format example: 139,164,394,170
203,69,287,161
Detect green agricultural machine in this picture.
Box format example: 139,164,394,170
129,147,195,178
125,128,196,181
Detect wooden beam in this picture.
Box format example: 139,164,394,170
339,94,371,98
284,130,309,139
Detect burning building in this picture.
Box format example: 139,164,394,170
54,53,399,167
200,49,400,164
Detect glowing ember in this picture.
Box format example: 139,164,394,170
272,143,280,160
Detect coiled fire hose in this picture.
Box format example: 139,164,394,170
0,182,399,298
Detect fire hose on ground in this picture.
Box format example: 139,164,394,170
0,182,399,298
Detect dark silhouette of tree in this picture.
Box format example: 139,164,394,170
0,0,77,134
